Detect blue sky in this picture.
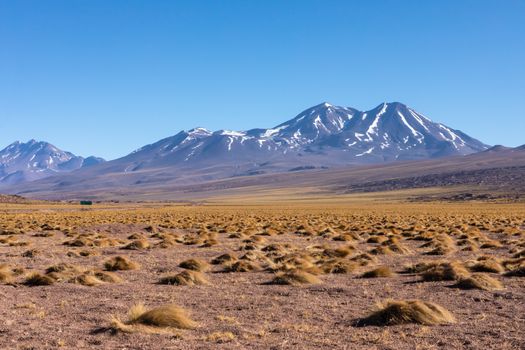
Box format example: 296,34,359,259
1,0,524,160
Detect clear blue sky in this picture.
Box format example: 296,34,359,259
1,0,524,160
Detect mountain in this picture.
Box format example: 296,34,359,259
8,144,525,202
0,140,105,184
1,102,489,192
101,101,488,173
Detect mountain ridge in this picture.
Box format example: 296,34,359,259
107,101,488,174
0,101,489,188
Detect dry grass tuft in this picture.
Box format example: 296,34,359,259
211,253,237,265
356,300,456,326
93,270,124,283
453,273,503,291
268,269,321,286
421,261,469,282
110,303,197,333
469,258,504,273
123,239,150,250
504,265,525,277
69,273,105,287
361,266,396,278
104,256,139,271
223,260,260,272
205,331,235,343
0,265,14,283
320,259,358,274
45,263,83,275
159,270,209,286
24,273,55,286
179,259,209,272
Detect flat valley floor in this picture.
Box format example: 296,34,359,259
1,201,524,349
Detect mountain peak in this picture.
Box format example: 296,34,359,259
187,127,212,136
0,140,104,185
0,101,490,187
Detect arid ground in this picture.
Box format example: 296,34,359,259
1,200,524,349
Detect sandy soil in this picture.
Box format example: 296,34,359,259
0,205,524,349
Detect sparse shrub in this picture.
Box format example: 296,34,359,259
24,273,55,286
361,266,396,278
223,260,260,272
205,331,235,343
110,303,197,333
0,265,14,283
93,270,124,283
104,256,139,271
123,239,150,250
159,270,208,286
268,269,321,286
469,258,504,273
179,258,209,272
356,300,456,326
454,273,503,291
505,265,525,277
211,253,237,265
421,261,469,281
69,273,105,287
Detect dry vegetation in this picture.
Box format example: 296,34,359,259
0,201,524,348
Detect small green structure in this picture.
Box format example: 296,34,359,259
80,200,93,205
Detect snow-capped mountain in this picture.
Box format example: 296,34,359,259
112,101,487,175
0,102,489,188
0,140,105,184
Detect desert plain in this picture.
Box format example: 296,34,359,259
0,198,524,349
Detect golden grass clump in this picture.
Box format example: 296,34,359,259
45,263,82,275
130,304,196,328
155,236,178,248
268,269,321,286
382,238,411,255
123,239,150,250
454,273,503,291
356,300,456,326
63,236,93,247
321,246,353,258
69,273,105,287
0,265,14,283
179,258,209,272
211,253,237,265
469,258,504,273
361,266,396,278
159,270,208,286
367,236,388,244
504,264,525,277
421,234,456,255
421,261,470,282
110,303,197,334
128,233,146,240
457,238,479,252
205,331,235,343
93,270,124,283
319,259,358,274
104,256,139,271
24,273,56,286
479,239,502,249
350,253,377,266
223,260,260,272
